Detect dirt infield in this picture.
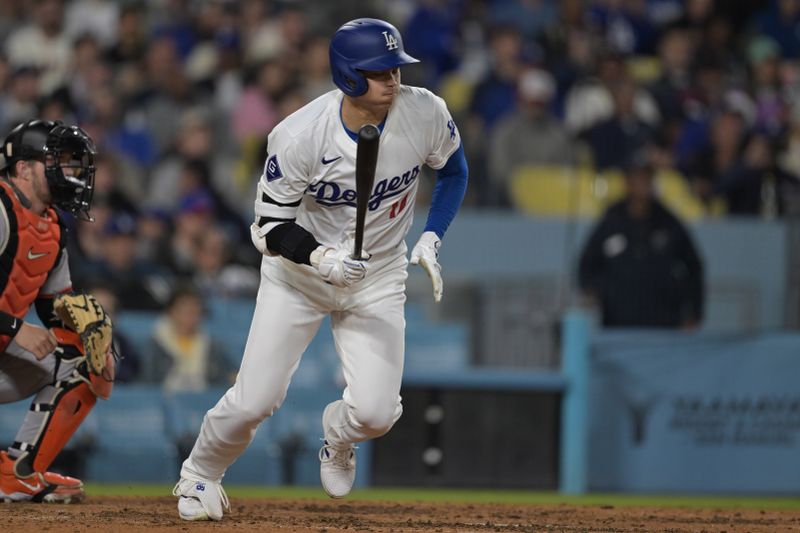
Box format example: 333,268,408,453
2,496,800,532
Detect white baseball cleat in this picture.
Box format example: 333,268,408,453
173,477,230,521
319,440,357,498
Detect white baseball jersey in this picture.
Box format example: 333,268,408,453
256,86,461,257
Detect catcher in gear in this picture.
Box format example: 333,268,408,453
0,119,115,503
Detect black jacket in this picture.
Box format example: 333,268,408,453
578,199,704,328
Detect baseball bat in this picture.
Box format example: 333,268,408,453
353,124,380,259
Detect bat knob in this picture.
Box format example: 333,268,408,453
358,124,380,142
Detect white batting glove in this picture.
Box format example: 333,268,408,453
410,231,443,303
310,246,368,287
250,223,270,255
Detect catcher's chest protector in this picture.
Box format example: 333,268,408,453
0,181,61,350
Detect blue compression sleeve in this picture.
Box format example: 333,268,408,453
424,143,468,238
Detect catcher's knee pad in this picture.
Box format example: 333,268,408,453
11,337,115,478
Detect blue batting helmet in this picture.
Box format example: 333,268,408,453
329,18,419,97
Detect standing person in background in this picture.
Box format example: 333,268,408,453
0,119,115,503
174,17,468,521
578,154,704,329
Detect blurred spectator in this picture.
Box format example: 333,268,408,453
674,0,715,40
747,36,790,140
464,24,525,205
159,189,218,278
488,68,580,205
4,0,72,93
87,282,141,383
0,66,41,134
91,153,140,214
64,0,119,48
468,24,525,132
148,108,242,215
754,0,800,59
77,212,172,310
140,35,203,155
582,78,658,170
193,227,260,299
142,284,236,392
563,51,660,135
105,2,148,65
300,35,336,101
232,59,288,144
402,0,461,88
588,0,659,55
245,3,307,66
488,0,558,42
673,56,731,169
681,106,788,216
68,199,110,272
647,26,694,146
700,16,746,84
578,156,704,328
136,206,172,263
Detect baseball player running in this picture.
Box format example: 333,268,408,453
0,120,116,503
174,18,469,521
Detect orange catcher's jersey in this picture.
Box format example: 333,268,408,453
0,180,69,330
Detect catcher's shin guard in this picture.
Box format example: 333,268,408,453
12,332,115,478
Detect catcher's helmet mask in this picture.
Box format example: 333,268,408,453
2,120,96,220
329,18,420,97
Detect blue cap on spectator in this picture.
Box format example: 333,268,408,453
141,205,171,224
177,189,215,215
104,212,138,237
216,29,240,51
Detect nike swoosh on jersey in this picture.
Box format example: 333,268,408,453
321,155,342,165
27,248,50,260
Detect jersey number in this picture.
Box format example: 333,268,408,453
389,194,409,219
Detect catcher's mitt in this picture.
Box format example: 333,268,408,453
53,293,113,375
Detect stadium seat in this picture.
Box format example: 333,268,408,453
509,164,624,218
206,298,256,365
654,169,710,221
626,56,662,83
438,72,474,115
0,402,26,449
83,385,177,482
163,386,280,485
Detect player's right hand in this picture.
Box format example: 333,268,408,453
15,322,59,360
311,246,368,287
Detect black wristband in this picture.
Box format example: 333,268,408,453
0,311,22,337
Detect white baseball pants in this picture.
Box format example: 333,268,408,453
182,252,407,482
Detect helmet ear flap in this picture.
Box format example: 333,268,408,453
330,47,368,97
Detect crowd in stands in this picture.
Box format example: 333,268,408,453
1,0,799,378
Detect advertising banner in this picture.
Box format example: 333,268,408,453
589,331,800,493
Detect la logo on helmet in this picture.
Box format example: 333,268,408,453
382,31,398,50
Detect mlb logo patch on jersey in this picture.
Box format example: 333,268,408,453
265,154,284,182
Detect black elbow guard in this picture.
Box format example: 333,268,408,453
265,222,320,265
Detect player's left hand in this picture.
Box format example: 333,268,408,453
410,231,443,303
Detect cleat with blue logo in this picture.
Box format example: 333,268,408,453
319,440,357,498
173,477,229,521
